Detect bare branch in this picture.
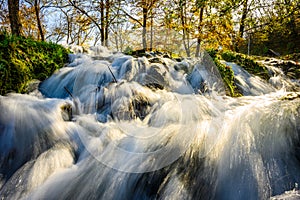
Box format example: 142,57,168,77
121,8,143,26
67,0,103,33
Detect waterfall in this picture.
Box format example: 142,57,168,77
223,61,276,96
1,47,300,200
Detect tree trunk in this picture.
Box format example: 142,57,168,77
100,0,105,46
195,7,204,57
150,15,153,51
68,0,103,44
142,7,147,50
67,16,70,44
239,0,248,38
195,38,201,57
34,0,44,41
114,32,119,51
8,0,21,36
104,0,110,47
179,0,190,57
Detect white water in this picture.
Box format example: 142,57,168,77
224,62,276,95
1,47,300,199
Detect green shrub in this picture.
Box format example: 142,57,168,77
123,46,133,55
0,33,69,95
220,51,235,62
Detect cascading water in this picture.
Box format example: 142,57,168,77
223,62,276,96
1,46,300,200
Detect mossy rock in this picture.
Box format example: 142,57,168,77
280,53,300,61
277,61,300,79
206,49,242,97
0,33,70,95
220,51,270,80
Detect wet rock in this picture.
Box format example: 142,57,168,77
148,57,167,66
175,58,183,62
279,61,300,79
132,95,151,120
262,58,300,79
26,79,41,93
279,92,300,101
130,49,147,57
110,93,151,121
143,64,169,90
270,189,300,200
174,61,190,74
60,103,73,121
111,97,135,120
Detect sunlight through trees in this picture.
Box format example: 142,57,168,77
1,0,299,55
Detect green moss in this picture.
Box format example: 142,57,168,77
206,49,272,96
221,50,270,80
0,32,70,95
280,53,300,61
206,49,242,97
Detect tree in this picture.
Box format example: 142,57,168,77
178,0,192,56
8,0,22,35
234,0,299,55
65,0,116,46
238,0,249,39
99,0,112,46
0,0,9,31
24,0,45,41
123,0,160,50
3,0,293,56
195,0,206,57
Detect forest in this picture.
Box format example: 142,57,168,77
2,1,300,200
1,0,299,57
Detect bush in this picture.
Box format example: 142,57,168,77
0,33,70,95
123,46,133,55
